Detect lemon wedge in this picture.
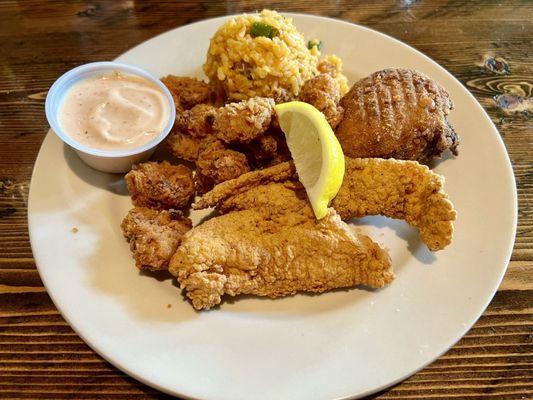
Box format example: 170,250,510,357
275,101,345,219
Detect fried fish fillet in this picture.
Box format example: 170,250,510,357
332,158,456,251
216,181,309,214
169,206,393,310
335,69,459,163
193,161,296,209
194,158,456,251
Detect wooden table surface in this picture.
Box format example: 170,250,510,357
1,1,532,399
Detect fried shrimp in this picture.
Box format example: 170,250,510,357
121,207,192,271
195,139,250,193
213,97,275,143
125,161,194,210
160,75,211,110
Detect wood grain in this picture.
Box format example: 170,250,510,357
0,0,531,399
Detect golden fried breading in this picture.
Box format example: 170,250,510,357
217,181,306,214
213,97,275,143
336,69,459,163
166,131,203,161
194,157,456,251
232,128,291,169
160,75,211,110
121,207,192,271
176,104,217,138
299,74,344,129
195,139,250,193
169,207,393,310
193,161,296,209
125,161,194,210
332,158,456,251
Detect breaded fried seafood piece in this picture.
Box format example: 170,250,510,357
213,97,275,143
125,161,194,210
234,130,291,168
176,104,217,138
195,139,250,193
121,207,192,271
160,75,211,110
331,158,456,251
194,157,456,251
166,131,203,161
169,205,393,310
299,74,344,129
335,69,459,163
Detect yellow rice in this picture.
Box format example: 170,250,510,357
318,54,350,96
203,10,321,102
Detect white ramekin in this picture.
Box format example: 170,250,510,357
45,62,176,173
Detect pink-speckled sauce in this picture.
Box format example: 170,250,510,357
58,72,170,151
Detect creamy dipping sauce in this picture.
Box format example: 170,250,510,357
58,72,170,151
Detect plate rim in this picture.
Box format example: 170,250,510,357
28,12,518,400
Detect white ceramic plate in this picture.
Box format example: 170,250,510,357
28,14,517,400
